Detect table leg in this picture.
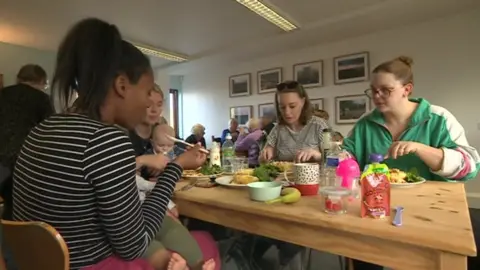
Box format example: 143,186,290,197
438,252,467,270
300,248,312,270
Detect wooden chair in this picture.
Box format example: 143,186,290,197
1,220,69,270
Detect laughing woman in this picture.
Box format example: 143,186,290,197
342,56,480,270
11,18,213,270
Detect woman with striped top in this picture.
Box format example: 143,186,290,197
12,18,213,270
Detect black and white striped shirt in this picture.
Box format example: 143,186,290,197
12,114,181,269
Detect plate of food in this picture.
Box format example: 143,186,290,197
388,168,426,188
182,164,223,179
215,168,259,187
270,161,294,173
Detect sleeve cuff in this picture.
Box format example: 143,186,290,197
165,162,183,180
168,200,176,210
431,147,463,177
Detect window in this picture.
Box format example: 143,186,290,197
169,89,179,136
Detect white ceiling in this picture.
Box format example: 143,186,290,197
1,0,479,69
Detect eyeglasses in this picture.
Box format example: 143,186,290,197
276,81,299,91
364,87,395,98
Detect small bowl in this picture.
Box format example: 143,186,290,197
319,186,351,214
247,182,282,202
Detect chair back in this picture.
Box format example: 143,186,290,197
1,220,69,270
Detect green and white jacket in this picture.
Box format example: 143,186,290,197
343,98,480,181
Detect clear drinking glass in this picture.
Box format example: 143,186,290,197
230,157,247,173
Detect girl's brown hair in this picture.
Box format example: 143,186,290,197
275,80,312,126
373,56,414,85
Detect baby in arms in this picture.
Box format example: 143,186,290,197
136,124,180,217
136,123,219,270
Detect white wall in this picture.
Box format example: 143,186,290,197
161,9,480,206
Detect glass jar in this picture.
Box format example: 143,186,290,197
319,186,351,214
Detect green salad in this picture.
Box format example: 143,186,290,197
405,168,424,183
198,164,223,175
253,163,281,182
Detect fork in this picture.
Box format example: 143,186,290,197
180,180,198,191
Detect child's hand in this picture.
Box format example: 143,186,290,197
136,154,169,171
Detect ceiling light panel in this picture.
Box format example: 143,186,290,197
236,0,298,32
132,43,188,62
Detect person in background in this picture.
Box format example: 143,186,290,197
332,131,344,144
0,64,54,220
185,124,207,148
235,118,263,168
258,116,275,151
130,83,164,158
260,116,275,135
342,56,480,270
0,64,54,270
313,109,329,122
11,18,212,270
221,118,239,143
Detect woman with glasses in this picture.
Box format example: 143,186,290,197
343,56,480,270
260,80,329,163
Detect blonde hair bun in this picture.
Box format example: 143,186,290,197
396,56,414,67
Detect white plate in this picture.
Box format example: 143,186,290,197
182,173,223,180
390,178,426,188
215,176,248,187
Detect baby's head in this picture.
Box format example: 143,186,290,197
151,124,175,155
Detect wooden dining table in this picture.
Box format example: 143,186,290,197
173,180,476,270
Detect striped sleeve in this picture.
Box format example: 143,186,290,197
83,126,180,259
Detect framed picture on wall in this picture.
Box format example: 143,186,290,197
258,103,277,122
293,60,323,88
335,95,370,124
229,73,251,97
333,52,369,85
230,106,253,126
310,98,324,111
257,67,282,94
0,74,3,90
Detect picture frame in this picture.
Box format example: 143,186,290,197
293,60,323,88
230,106,253,126
335,95,370,124
257,67,282,94
333,52,369,85
310,98,325,111
229,73,251,97
258,103,277,123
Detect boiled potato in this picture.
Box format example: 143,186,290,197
233,174,259,184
